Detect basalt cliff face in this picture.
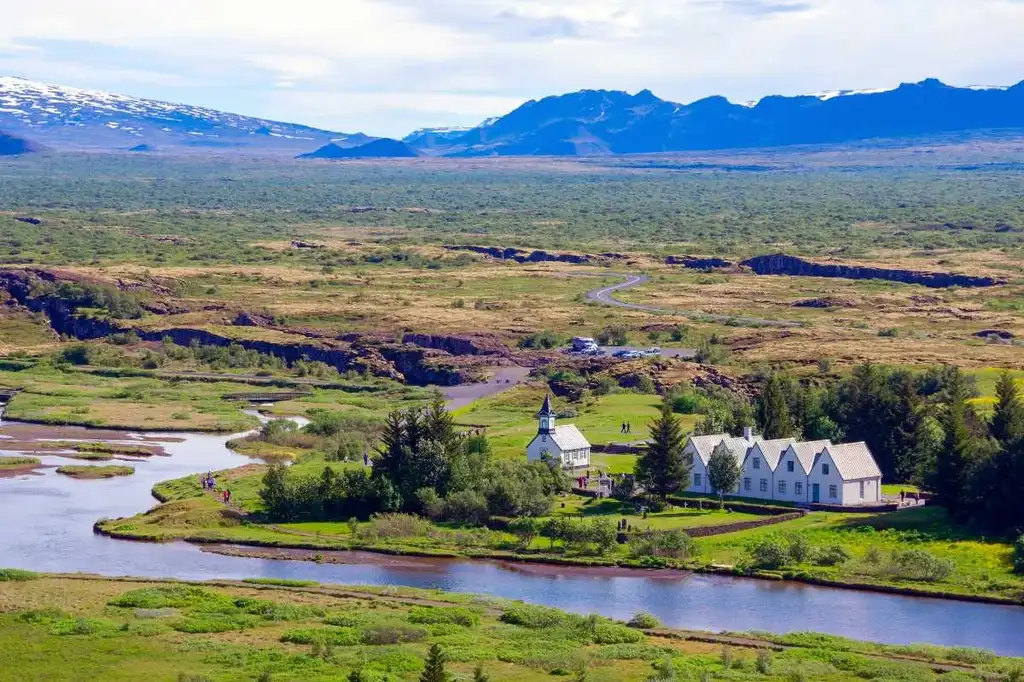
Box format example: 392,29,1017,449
740,254,1003,289
443,245,628,265
0,270,493,386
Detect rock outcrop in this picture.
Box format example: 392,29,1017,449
741,254,1002,289
665,256,733,269
444,245,598,265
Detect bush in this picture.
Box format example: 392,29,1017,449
595,325,629,346
360,625,428,645
593,622,645,644
500,605,569,629
408,606,480,628
787,535,814,564
1014,535,1024,575
519,329,562,350
887,549,954,582
629,530,696,560
815,545,851,567
109,586,219,609
173,614,260,633
747,536,791,570
626,612,662,629
443,490,490,526
49,617,114,636
756,649,773,674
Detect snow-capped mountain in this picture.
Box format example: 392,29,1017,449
0,76,366,153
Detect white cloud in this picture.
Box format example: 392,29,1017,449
1,0,1022,136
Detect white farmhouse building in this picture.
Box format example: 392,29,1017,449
683,427,759,494
775,440,832,504
682,430,884,507
808,442,882,505
740,437,796,500
526,395,591,468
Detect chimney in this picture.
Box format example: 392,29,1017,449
743,426,753,441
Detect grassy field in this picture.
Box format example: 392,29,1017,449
1,574,1021,682
453,385,685,460
0,361,429,432
693,506,1024,603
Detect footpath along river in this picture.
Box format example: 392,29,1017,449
1,414,1023,656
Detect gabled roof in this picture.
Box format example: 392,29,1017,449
747,438,797,471
687,433,758,465
550,424,590,451
784,440,832,474
709,437,758,466
821,442,882,481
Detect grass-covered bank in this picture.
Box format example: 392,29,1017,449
0,573,1021,682
56,464,135,479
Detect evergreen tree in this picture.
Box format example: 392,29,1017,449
990,371,1024,446
635,401,690,501
757,375,796,440
420,644,450,682
931,369,979,517
706,443,741,508
258,463,292,521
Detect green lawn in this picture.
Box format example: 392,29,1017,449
453,385,690,460
546,496,760,531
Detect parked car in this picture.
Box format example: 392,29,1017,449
611,349,632,358
644,347,662,356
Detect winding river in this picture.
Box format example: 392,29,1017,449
1,415,1023,656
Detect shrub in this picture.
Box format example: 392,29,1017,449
1014,535,1024,575
629,530,696,560
234,598,325,621
595,325,629,346
519,329,562,350
500,604,569,629
443,489,490,526
720,647,734,670
626,612,662,629
281,627,361,646
748,536,791,570
815,545,851,567
408,606,480,628
360,625,428,645
888,549,954,582
786,535,814,564
593,622,645,644
756,649,773,674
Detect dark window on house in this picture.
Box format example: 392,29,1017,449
787,461,795,473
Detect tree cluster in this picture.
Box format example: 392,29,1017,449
755,365,1024,534
260,398,568,525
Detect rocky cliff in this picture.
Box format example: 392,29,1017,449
741,254,1002,289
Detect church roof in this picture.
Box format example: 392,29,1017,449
538,393,555,417
550,424,590,451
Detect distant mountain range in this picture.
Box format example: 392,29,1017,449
417,79,1024,156
2,76,1024,157
0,76,364,153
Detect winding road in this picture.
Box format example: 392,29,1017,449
583,272,802,328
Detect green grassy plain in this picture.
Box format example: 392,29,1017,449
2,574,1021,682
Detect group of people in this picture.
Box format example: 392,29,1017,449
200,472,232,505
619,422,633,434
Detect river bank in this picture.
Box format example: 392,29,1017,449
4,414,1024,655
2,573,1020,682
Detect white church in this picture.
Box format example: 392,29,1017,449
526,394,592,468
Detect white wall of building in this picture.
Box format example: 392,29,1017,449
741,443,774,501
684,444,710,494
773,451,810,505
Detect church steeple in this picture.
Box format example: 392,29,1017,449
537,394,556,434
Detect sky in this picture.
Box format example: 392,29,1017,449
2,0,1023,137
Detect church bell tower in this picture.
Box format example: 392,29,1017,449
537,394,556,435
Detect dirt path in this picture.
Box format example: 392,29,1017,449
582,272,801,328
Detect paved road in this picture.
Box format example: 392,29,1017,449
441,365,531,411
583,272,801,329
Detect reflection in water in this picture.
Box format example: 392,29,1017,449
1,418,1023,656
